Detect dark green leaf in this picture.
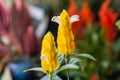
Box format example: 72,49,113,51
115,20,120,29
69,58,82,64
57,53,64,64
55,64,79,74
23,67,42,72
71,53,96,61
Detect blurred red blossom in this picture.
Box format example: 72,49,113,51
78,0,94,39
67,0,79,16
98,0,118,42
67,0,94,39
67,0,81,37
90,74,99,80
79,0,94,27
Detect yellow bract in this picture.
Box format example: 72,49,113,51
57,10,75,55
41,32,58,72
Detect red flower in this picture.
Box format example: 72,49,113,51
79,0,94,27
67,0,81,37
98,0,118,42
77,0,94,39
67,0,79,16
67,0,94,39
90,74,99,80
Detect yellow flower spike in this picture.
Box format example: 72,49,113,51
57,10,75,55
41,31,58,72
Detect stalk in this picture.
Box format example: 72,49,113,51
65,55,70,80
49,72,53,80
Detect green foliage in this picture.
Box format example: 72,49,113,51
41,75,62,80
24,51,95,80
70,53,96,61
112,38,120,54
69,58,82,64
115,20,120,29
55,64,79,74
72,22,120,80
57,53,64,65
23,67,42,72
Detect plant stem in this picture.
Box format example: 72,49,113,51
66,70,70,80
49,72,53,80
65,55,70,80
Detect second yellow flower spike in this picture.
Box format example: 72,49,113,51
41,32,58,72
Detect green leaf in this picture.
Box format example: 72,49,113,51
55,64,79,74
40,75,62,80
57,53,64,64
69,70,87,78
40,75,49,80
112,38,120,54
69,58,82,64
71,53,96,61
115,20,120,29
23,67,42,72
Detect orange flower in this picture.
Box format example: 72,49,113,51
75,0,94,39
79,0,94,27
67,0,81,37
98,0,118,42
67,0,79,16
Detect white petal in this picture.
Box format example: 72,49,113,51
70,15,80,23
51,16,60,24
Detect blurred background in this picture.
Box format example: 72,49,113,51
0,0,120,80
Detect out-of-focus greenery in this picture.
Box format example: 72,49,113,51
75,24,109,80
62,22,120,80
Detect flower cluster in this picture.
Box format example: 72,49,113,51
41,10,79,72
67,0,119,42
67,0,94,39
24,9,95,80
